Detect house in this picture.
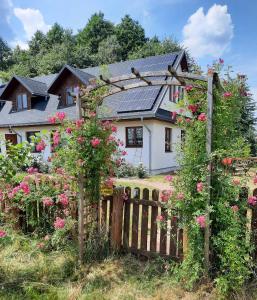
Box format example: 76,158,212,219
0,50,189,174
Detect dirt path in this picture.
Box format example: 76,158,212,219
115,177,172,191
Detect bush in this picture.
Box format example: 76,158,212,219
115,161,136,178
23,155,50,173
136,163,147,178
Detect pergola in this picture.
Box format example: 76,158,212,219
75,66,221,273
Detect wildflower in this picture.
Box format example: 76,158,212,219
122,150,127,156
165,175,173,182
156,215,164,222
56,111,66,121
54,217,66,229
91,137,100,148
58,194,69,207
188,104,198,113
197,182,203,192
231,205,239,213
196,215,206,228
48,116,56,124
75,119,84,128
77,136,85,144
42,197,54,207
66,127,72,134
232,178,240,185
248,196,257,206
177,192,185,200
27,167,38,174
185,85,193,92
36,140,46,152
0,230,7,238
111,125,117,133
223,92,232,98
198,113,207,122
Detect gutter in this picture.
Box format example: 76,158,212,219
141,117,152,175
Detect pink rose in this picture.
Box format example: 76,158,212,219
165,175,173,182
42,197,54,207
91,137,100,148
197,182,203,192
160,190,172,202
36,140,46,152
53,131,60,146
198,113,207,122
232,178,240,186
177,192,185,200
111,125,117,133
231,205,239,213
19,182,30,194
56,111,66,121
185,85,193,92
0,230,7,238
77,136,85,144
248,196,257,206
196,215,206,228
54,217,66,229
75,119,84,128
27,167,38,174
48,116,56,124
156,215,164,222
122,150,127,156
66,127,72,134
223,92,232,98
58,194,69,207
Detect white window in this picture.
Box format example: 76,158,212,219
17,94,28,110
66,87,75,105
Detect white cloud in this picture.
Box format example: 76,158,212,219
182,4,234,58
9,39,29,50
14,7,51,40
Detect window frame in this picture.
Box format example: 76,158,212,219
26,131,40,153
165,127,172,153
169,85,184,103
17,93,28,111
125,126,143,148
66,87,75,106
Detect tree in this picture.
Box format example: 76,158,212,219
77,12,115,53
115,15,146,60
0,37,12,71
97,35,122,64
28,31,47,56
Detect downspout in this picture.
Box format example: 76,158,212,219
141,117,152,175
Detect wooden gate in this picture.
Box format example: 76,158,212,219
100,186,183,260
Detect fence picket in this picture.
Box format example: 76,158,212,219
150,189,159,252
131,187,140,249
160,207,167,255
123,187,131,249
141,188,149,251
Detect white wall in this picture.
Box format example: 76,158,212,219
0,120,183,175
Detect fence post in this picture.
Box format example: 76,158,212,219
111,187,124,251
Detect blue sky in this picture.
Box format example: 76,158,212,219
1,0,257,108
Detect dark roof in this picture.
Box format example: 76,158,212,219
0,51,186,127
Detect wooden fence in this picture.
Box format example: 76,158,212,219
100,186,184,260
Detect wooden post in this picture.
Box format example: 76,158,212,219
204,71,214,275
111,187,124,251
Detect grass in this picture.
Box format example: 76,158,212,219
1,229,257,299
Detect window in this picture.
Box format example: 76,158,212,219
17,94,28,110
169,85,184,103
26,131,40,153
165,127,172,152
126,127,143,148
66,87,75,105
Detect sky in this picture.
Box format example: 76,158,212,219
1,0,257,110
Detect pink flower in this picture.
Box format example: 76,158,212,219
0,230,7,238
177,192,185,200
197,182,203,193
56,111,66,121
44,235,50,241
185,118,191,123
188,104,198,113
232,178,241,186
219,58,224,64
53,131,60,146
105,178,115,188
91,137,100,148
54,217,66,229
58,194,69,206
66,127,72,134
165,175,173,182
171,111,177,120
63,184,70,190
248,196,257,206
42,197,54,207
111,125,117,133
19,182,30,194
27,167,38,174
77,136,85,144
48,116,56,124
37,242,45,249
160,190,172,202
75,119,84,128
196,215,206,228
122,150,127,156
223,92,232,98
173,91,180,99
36,140,46,152
185,85,193,91
179,108,185,114
156,215,164,222
89,112,96,117
231,205,239,213
198,113,207,122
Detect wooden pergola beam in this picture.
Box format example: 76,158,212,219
168,65,186,85
99,75,124,90
131,67,152,85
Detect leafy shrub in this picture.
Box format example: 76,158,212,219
115,161,136,178
136,163,148,178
